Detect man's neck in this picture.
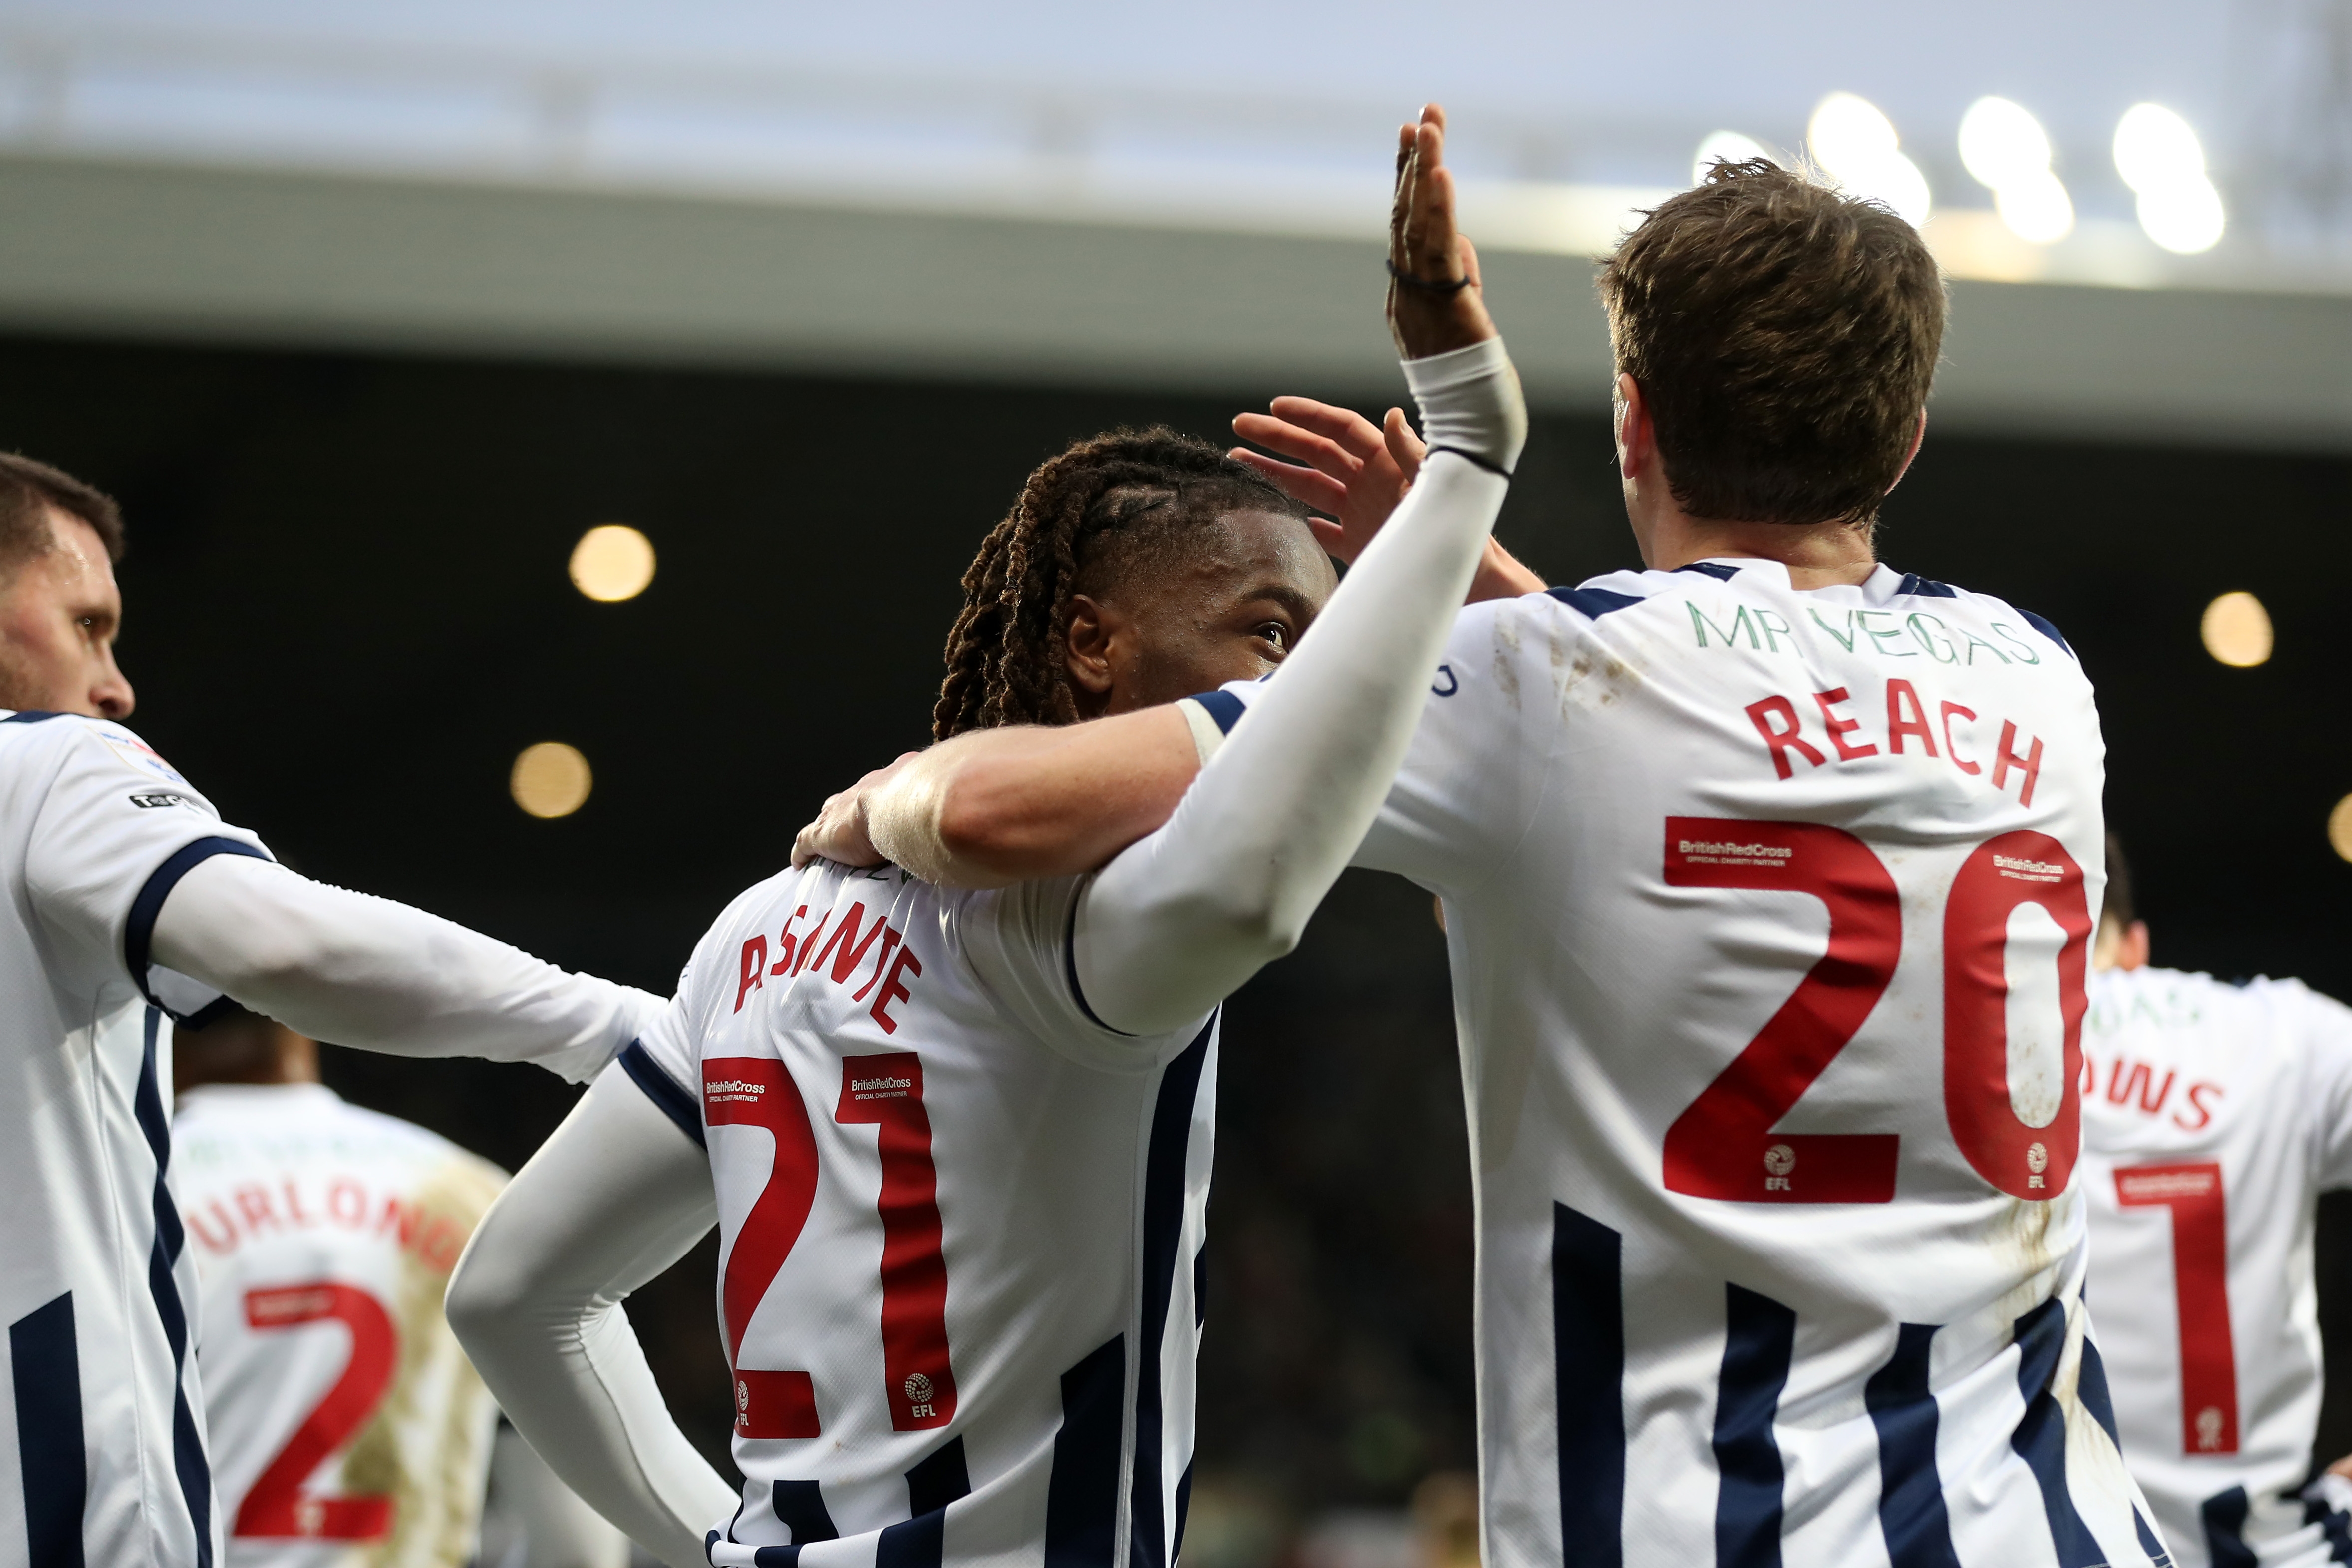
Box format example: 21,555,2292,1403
1638,508,1879,591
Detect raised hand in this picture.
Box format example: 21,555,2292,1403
1230,397,1426,564
1387,104,1497,360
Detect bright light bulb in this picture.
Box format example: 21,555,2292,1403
2138,177,2225,254
1995,169,2076,244
1807,93,1931,228
2114,103,2206,194
2200,591,2272,667
1810,93,1899,170
1693,130,1769,186
570,524,656,602
1959,97,2053,189
511,742,593,819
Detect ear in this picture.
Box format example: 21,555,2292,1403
1885,408,1928,493
1614,373,1650,481
1064,593,1119,697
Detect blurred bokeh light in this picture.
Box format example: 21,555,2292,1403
569,523,656,602
2200,590,2273,667
510,742,592,818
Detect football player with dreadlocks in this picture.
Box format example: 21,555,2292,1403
446,105,1531,1568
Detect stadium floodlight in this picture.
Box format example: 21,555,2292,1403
2114,102,2225,253
1958,96,2074,244
1807,92,1932,227
1994,169,2076,244
2137,178,2226,254
1810,92,1899,168
1959,97,2053,190
2113,103,2206,192
1692,130,1769,186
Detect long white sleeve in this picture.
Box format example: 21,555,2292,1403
446,1066,739,1567
149,852,658,1082
1073,339,1525,1035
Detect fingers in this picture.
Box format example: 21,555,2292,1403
1228,449,1350,516
1261,397,1388,459
1233,412,1361,478
1382,408,1427,477
1391,104,1462,286
1306,517,1350,556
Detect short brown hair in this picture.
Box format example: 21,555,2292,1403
0,452,125,572
1598,160,1946,526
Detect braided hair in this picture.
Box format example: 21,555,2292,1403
934,427,1306,739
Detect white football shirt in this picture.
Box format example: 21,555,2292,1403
2079,965,2352,1568
0,710,276,1568
174,1082,507,1568
626,860,1217,1568
1203,559,2159,1568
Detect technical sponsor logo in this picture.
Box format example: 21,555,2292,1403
1993,853,2063,883
128,791,192,810
850,1075,912,1100
705,1079,767,1105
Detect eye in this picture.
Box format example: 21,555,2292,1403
1254,622,1290,653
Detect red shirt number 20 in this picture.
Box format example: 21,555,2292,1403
1662,817,2092,1205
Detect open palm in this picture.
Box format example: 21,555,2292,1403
1230,398,1426,564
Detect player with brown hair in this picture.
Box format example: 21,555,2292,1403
806,158,2161,1567
0,447,660,1568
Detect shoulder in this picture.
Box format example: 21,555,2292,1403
2244,973,2352,1045
10,713,222,806
1887,572,2078,665
337,1098,511,1186
687,864,832,971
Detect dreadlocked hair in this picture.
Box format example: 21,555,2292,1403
934,426,1305,739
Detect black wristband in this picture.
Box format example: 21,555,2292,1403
1427,443,1514,480
1386,258,1473,294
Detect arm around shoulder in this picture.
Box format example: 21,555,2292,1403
854,707,1202,886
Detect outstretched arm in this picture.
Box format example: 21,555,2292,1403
151,853,657,1081
447,1067,737,1567
1071,104,1524,1034
794,107,1534,895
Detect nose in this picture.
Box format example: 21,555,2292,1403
92,654,133,720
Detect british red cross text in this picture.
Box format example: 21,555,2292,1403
1744,677,2045,804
